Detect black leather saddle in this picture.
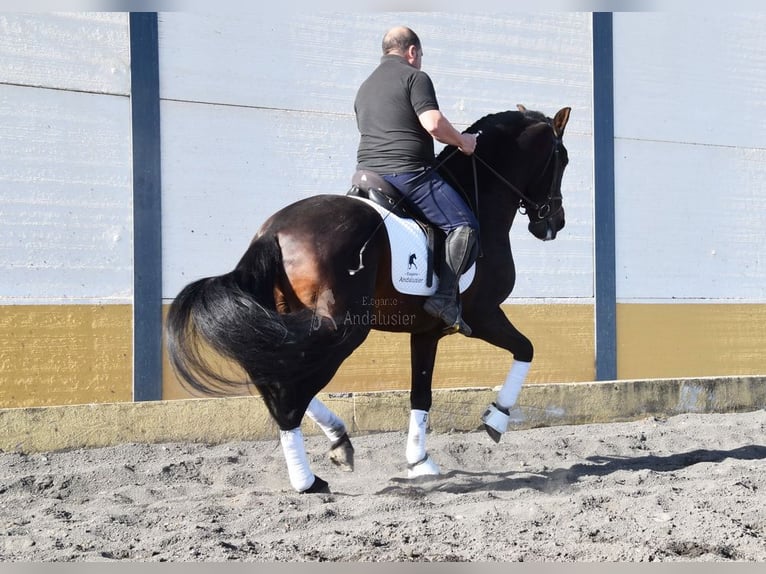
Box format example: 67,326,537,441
347,170,440,287
347,170,424,222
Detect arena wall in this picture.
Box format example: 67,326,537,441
0,11,764,410
611,12,766,379
0,13,133,407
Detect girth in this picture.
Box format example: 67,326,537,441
347,170,440,288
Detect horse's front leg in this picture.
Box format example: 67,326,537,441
466,306,534,443
407,331,442,478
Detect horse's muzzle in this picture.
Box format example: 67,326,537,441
529,211,565,241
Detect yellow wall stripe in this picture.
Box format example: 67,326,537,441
0,305,132,408
162,304,596,400
3,303,763,409
618,303,766,379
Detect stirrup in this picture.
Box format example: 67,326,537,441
442,315,472,336
482,403,510,444
407,454,440,478
423,298,472,336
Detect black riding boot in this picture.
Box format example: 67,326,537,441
423,225,478,335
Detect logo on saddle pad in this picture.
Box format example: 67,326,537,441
408,253,418,270
352,197,475,297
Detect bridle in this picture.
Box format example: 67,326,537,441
470,126,565,223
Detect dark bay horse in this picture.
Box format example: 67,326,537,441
166,105,571,493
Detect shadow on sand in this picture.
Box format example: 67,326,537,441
376,444,766,496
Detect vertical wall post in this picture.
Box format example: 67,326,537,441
592,12,617,381
130,13,163,401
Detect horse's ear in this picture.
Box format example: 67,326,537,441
552,107,571,138
517,104,527,112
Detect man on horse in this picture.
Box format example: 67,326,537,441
354,26,480,335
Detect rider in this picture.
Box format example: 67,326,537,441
354,26,480,335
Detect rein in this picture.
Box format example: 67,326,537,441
470,132,563,220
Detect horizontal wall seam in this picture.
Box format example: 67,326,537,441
160,97,355,119
0,81,129,98
616,135,766,152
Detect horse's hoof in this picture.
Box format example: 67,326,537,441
301,475,330,494
328,433,354,472
483,424,502,444
407,454,440,478
482,403,510,443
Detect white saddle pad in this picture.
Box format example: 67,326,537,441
351,196,476,296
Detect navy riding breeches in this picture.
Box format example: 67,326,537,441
383,169,479,234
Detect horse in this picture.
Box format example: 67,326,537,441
166,105,572,493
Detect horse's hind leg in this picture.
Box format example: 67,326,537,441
279,426,330,493
306,397,354,472
273,328,370,493
407,331,442,478
279,401,350,493
272,391,331,493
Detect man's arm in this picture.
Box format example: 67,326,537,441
418,109,477,155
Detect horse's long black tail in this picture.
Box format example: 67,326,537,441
165,236,345,412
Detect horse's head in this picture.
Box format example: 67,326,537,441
514,105,571,242
437,105,572,241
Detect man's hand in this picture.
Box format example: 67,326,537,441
458,132,477,156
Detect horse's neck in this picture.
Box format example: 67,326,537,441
477,188,519,236
443,153,521,238
471,190,517,267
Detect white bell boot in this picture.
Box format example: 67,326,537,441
482,360,531,443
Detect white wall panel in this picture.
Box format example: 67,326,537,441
161,101,359,296
0,85,132,303
615,139,766,301
0,12,130,95
613,13,766,149
158,12,592,130
613,13,766,302
159,12,594,301
161,100,593,299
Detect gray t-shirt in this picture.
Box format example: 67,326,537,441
354,55,439,173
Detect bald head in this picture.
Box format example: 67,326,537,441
382,26,421,56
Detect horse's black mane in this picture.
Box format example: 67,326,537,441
435,107,549,166
467,108,549,135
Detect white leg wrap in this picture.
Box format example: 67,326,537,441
406,409,429,465
497,360,531,410
406,411,440,477
306,397,347,443
280,428,315,492
407,454,441,478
